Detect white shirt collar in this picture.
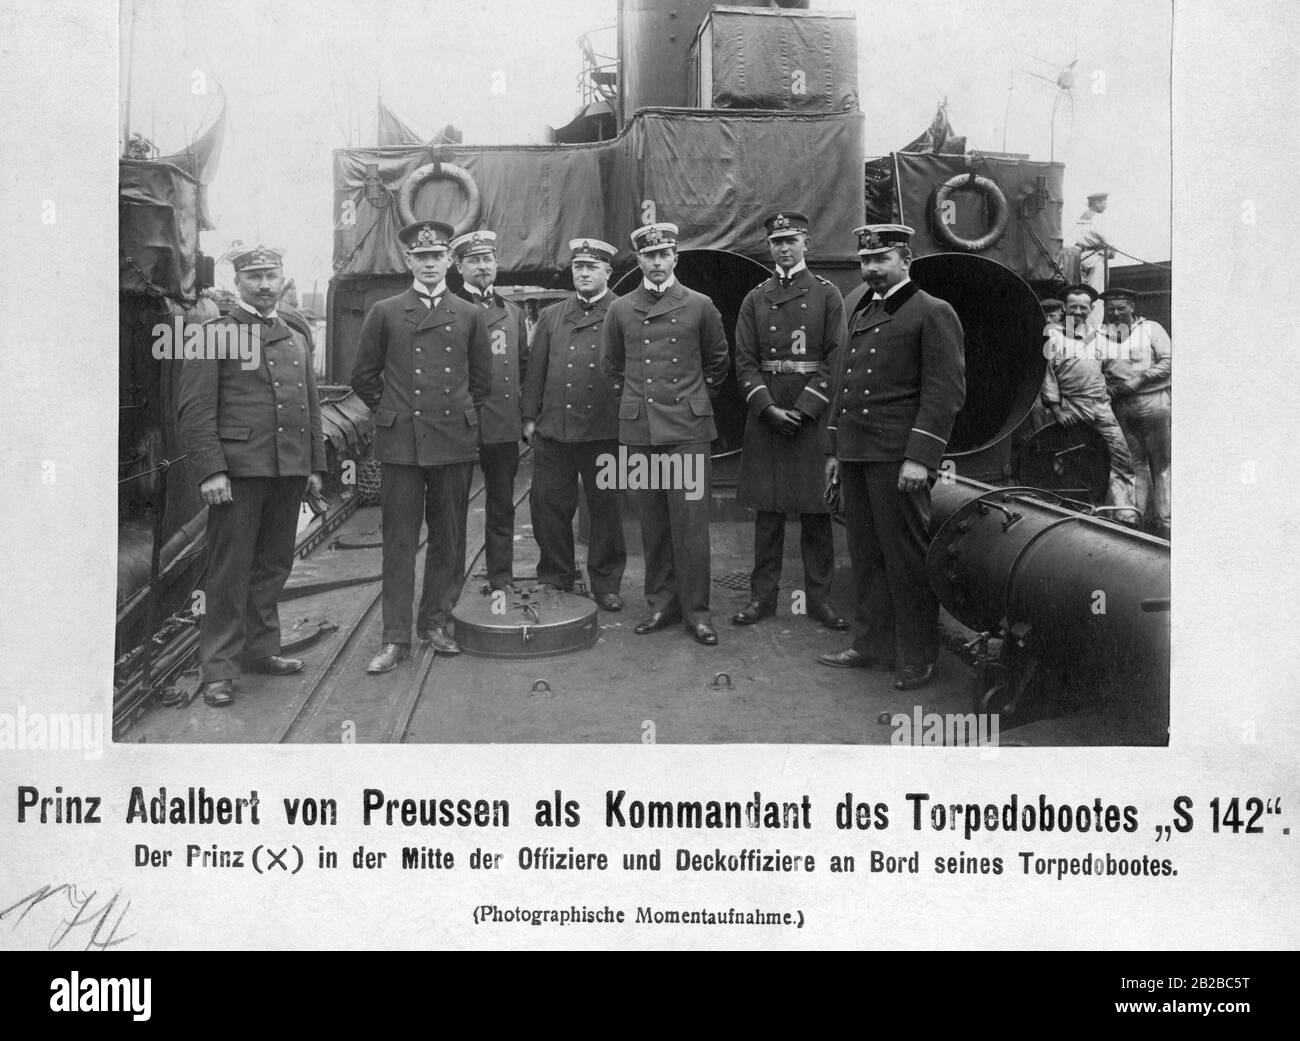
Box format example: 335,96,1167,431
576,288,608,306
412,277,444,298
775,260,807,280
643,275,676,295
236,298,278,321
882,276,911,300
462,282,493,298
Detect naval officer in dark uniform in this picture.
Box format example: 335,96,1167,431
450,229,529,591
350,220,492,672
602,221,730,644
520,237,626,609
178,246,326,706
821,224,965,690
733,210,847,630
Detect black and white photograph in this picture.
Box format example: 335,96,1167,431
113,0,1170,746
1,0,1296,960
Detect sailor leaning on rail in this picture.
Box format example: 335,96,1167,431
820,224,966,692
1036,284,1140,525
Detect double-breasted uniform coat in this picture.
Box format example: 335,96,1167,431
454,285,528,589
734,266,844,608
178,304,325,682
351,287,492,642
828,279,965,666
520,290,626,595
602,280,729,623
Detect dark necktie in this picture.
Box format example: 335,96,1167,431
416,292,441,309
475,292,492,308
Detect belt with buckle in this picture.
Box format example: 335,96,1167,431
760,360,820,374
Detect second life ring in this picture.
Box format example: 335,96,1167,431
931,173,1010,253
397,161,482,235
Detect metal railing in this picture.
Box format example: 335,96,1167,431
577,26,618,108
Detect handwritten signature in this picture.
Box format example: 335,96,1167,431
0,883,135,950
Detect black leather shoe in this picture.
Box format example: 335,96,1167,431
594,593,624,611
634,610,681,634
808,602,849,631
686,622,718,646
731,600,775,626
817,648,894,670
203,679,235,707
418,627,461,654
366,643,410,674
894,663,936,690
245,654,304,676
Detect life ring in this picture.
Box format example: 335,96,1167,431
397,161,482,235
931,173,1010,253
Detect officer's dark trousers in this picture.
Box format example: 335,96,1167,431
530,433,626,594
840,460,937,667
380,461,473,645
750,511,834,607
477,440,520,589
629,443,712,625
200,475,304,683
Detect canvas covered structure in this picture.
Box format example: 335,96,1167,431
119,159,204,300
892,152,1065,283
687,5,859,112
330,106,865,280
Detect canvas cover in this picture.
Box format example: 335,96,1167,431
690,6,858,112
119,159,202,299
893,152,1065,282
331,107,864,279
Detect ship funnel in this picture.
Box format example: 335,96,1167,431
908,252,1047,458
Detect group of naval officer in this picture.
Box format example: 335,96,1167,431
180,212,964,705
